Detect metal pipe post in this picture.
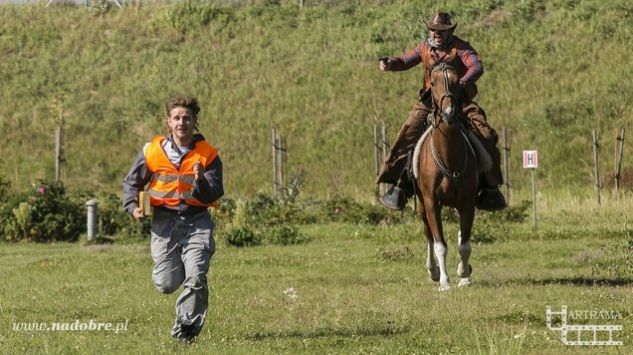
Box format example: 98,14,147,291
86,199,98,241
531,169,537,230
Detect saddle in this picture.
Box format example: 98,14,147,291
411,124,492,181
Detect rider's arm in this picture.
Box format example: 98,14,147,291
457,42,483,84
387,43,424,71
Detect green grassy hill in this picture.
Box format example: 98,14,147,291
1,0,631,199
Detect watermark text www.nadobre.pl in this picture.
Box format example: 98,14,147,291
12,319,129,333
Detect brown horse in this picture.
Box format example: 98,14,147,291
412,63,479,291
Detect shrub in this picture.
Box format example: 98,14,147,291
91,192,150,240
221,227,262,247
264,224,310,245
317,197,406,225
1,180,84,242
470,200,532,244
244,193,306,226
478,200,531,224
213,197,237,227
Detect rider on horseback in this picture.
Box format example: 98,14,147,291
377,12,506,211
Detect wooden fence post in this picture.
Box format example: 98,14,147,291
502,127,510,205
272,127,278,196
592,130,601,205
280,135,287,199
275,133,282,197
381,122,388,161
615,127,625,193
373,124,380,176
271,127,288,198
55,125,62,182
381,122,388,196
53,102,64,183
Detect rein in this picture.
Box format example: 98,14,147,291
429,128,474,181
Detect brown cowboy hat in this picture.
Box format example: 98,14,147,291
424,12,457,31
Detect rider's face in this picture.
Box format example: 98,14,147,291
429,28,451,46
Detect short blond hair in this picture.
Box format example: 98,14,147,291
165,95,200,118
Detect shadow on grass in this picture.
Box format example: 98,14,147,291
245,324,411,341
479,277,633,288
527,277,633,287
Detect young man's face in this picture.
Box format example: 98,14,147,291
429,28,451,46
167,106,196,143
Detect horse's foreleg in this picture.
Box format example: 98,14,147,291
457,207,475,287
420,200,440,282
434,240,450,291
424,224,440,282
424,200,450,291
426,242,440,282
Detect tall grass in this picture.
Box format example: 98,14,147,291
0,0,631,198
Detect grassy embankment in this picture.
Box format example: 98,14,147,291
0,0,631,200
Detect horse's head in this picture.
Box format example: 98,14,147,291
430,63,462,126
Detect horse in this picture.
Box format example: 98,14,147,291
412,63,480,291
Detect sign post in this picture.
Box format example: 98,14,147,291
523,150,538,229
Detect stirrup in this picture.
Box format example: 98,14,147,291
380,186,407,210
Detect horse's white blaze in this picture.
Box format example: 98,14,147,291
434,242,450,291
443,106,454,121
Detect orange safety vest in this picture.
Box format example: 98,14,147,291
144,136,219,208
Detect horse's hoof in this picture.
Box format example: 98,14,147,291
438,283,451,292
456,264,472,278
458,277,472,287
428,267,440,282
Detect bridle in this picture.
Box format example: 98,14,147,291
428,63,475,182
430,63,459,127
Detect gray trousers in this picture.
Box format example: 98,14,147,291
150,208,215,339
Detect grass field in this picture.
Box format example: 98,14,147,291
2,1,632,352
1,193,632,354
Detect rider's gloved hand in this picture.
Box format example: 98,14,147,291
379,57,392,71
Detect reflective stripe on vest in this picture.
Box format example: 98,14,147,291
150,174,196,184
147,189,195,200
144,136,218,208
